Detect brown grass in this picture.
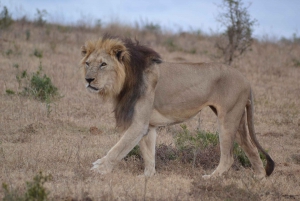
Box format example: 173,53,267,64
0,21,300,200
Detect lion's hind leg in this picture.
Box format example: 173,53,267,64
235,111,265,179
203,103,245,179
139,126,157,177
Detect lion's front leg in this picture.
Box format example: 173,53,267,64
139,126,157,177
91,123,148,174
91,64,158,175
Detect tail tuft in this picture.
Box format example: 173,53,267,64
265,155,275,176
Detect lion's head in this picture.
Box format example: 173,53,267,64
80,36,129,98
81,35,162,131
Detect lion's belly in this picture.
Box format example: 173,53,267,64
149,109,177,126
149,104,207,127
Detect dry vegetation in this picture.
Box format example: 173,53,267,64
0,20,300,200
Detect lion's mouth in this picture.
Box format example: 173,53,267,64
86,84,101,93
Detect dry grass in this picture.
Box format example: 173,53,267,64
0,21,300,200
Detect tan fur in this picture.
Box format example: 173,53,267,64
81,37,274,179
81,38,128,98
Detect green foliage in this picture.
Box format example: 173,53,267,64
25,64,58,102
16,70,28,89
126,145,141,159
233,142,250,167
2,171,52,201
144,22,161,33
33,49,43,58
292,58,300,67
34,9,48,26
6,49,13,56
164,38,180,52
6,89,15,95
95,19,102,28
124,125,266,169
15,63,58,117
0,5,13,29
291,154,300,165
216,0,257,65
175,124,219,151
13,63,19,69
156,144,178,161
233,142,266,167
26,30,30,40
188,48,197,54
174,125,219,168
176,124,266,168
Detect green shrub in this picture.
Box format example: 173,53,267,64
6,49,13,56
0,5,13,29
125,145,141,160
175,124,219,168
15,63,59,117
2,171,52,201
26,30,30,41
164,38,180,52
234,142,250,167
6,89,15,95
175,124,219,151
33,49,43,58
144,22,161,33
21,64,58,102
34,9,48,26
292,58,300,67
233,142,267,167
175,124,266,168
29,72,57,101
156,144,178,162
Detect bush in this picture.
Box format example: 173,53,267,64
34,9,48,26
215,0,257,65
2,171,52,201
125,145,141,160
6,89,15,95
33,49,43,58
143,22,161,33
175,124,219,151
21,63,58,102
15,63,59,117
0,5,13,29
175,124,219,168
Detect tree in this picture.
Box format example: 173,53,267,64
216,0,257,65
34,9,48,26
0,5,13,29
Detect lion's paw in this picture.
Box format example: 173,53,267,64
254,174,267,181
202,174,212,180
91,157,113,175
144,167,156,178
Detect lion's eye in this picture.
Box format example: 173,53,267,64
100,62,107,69
85,62,89,67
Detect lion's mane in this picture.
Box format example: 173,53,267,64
82,35,162,131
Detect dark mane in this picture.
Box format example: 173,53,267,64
114,38,162,131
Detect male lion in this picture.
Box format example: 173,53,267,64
80,35,274,179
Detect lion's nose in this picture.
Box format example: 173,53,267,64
85,78,95,84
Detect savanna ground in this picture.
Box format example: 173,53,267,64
0,20,300,200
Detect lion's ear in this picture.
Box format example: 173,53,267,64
114,49,128,62
81,46,87,57
116,50,123,61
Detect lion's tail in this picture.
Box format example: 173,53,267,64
246,88,275,176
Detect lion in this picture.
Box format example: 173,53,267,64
80,35,274,179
